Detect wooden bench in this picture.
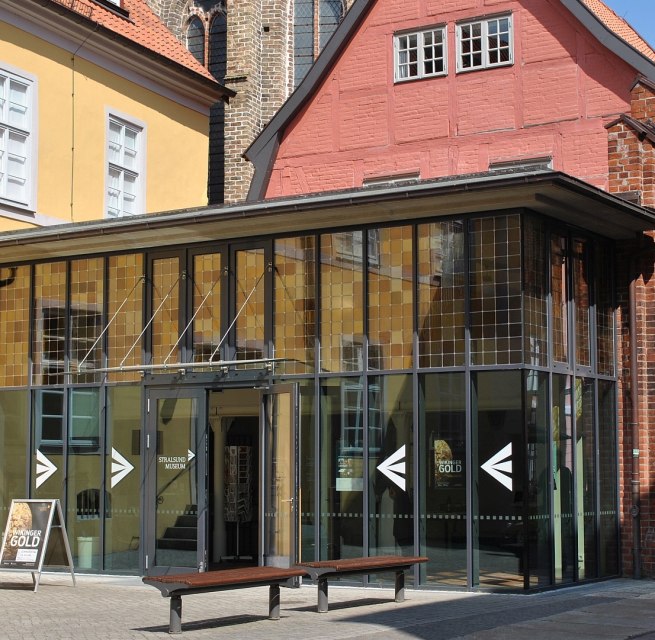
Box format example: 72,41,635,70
142,566,307,634
296,555,428,612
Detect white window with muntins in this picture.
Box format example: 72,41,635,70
0,66,35,211
106,114,143,218
394,27,447,82
457,15,513,72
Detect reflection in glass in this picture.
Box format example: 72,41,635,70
298,381,316,562
320,377,363,560
368,375,413,563
417,221,465,368
0,391,28,528
0,265,30,387
274,237,316,374
108,254,143,383
469,215,522,365
154,397,198,568
573,240,591,367
553,374,575,583
320,233,364,373
419,373,466,586
192,253,222,363
523,217,548,367
235,249,265,361
576,377,597,579
67,388,102,571
598,380,618,576
551,235,568,364
596,247,615,376
151,257,180,366
472,371,524,588
105,386,141,573
367,227,413,370
525,370,551,587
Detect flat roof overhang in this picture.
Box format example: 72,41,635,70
1,170,654,264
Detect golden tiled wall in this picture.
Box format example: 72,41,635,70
0,266,30,387
192,253,222,363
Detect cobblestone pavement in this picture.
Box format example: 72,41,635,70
2,572,655,640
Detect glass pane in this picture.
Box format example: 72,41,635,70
155,397,198,568
0,391,28,528
235,249,265,361
274,236,316,374
368,375,413,563
318,0,342,49
469,215,522,366
417,221,465,367
105,386,141,573
525,370,551,588
553,374,575,583
263,390,295,567
187,16,205,66
596,245,615,376
320,232,364,373
576,377,597,579
368,226,413,370
298,380,316,562
294,0,314,86
151,257,180,366
473,371,524,589
523,217,548,367
320,377,364,560
598,380,618,576
573,240,590,367
0,265,30,386
192,253,222,364
209,13,227,81
107,254,143,382
70,258,104,384
32,390,64,501
108,121,122,165
33,262,67,386
67,388,102,571
551,235,568,364
8,79,28,129
419,372,466,586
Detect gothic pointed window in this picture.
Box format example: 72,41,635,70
187,17,205,66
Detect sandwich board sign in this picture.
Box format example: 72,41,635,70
0,499,75,591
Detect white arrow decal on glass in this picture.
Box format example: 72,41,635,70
36,450,57,488
111,447,134,488
377,445,406,491
187,449,195,463
481,443,513,491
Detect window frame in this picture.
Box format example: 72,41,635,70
105,110,145,219
0,64,37,213
394,26,448,83
456,14,513,73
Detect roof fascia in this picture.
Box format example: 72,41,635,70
559,0,655,82
245,0,375,201
3,0,232,113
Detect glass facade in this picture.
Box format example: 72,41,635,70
0,209,619,588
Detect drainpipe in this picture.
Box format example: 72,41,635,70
629,250,641,579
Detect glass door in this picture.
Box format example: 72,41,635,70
261,385,298,568
145,388,207,574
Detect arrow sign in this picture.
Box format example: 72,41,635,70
187,449,195,463
35,450,57,488
111,447,134,488
481,443,513,491
377,445,406,491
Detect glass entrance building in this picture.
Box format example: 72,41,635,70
0,171,650,590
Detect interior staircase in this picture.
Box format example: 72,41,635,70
156,504,197,552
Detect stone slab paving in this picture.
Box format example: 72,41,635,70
1,572,655,639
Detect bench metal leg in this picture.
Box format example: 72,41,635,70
395,570,405,603
317,578,328,613
169,595,182,634
269,584,281,619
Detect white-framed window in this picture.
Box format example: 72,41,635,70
457,15,513,72
0,66,36,211
106,114,143,218
394,27,447,82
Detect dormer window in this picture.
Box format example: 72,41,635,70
457,15,513,72
394,27,447,82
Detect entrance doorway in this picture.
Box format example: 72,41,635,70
144,384,298,575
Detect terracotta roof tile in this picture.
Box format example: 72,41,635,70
47,0,216,81
581,0,655,62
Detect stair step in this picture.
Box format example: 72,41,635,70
157,538,197,551
175,515,198,528
163,526,197,540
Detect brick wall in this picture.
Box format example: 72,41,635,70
612,78,655,578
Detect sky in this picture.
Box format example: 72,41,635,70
602,0,655,47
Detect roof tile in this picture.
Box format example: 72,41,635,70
48,0,216,81
581,0,655,62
